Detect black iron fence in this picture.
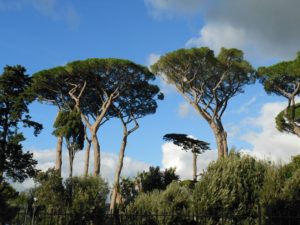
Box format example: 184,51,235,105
6,209,300,225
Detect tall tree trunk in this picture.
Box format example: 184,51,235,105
110,132,128,214
210,121,228,158
69,149,74,178
91,132,100,176
192,151,197,182
55,136,63,175
84,139,91,177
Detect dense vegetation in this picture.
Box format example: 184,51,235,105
1,48,300,224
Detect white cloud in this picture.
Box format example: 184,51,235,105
12,149,149,191
161,142,217,180
186,23,247,55
0,0,79,29
231,96,257,114
241,101,300,163
145,0,204,18
147,0,300,62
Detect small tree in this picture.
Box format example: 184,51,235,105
137,166,179,193
163,133,210,181
53,109,84,178
258,52,300,137
152,47,254,158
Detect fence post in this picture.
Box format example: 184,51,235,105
258,203,262,225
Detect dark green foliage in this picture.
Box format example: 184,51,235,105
180,180,196,190
126,183,192,225
261,156,300,224
258,52,300,97
0,178,19,224
31,66,71,108
193,153,267,224
0,65,42,181
33,169,109,224
138,166,179,192
53,109,84,151
33,168,66,211
65,176,109,224
65,58,162,118
151,48,254,119
53,109,84,177
163,133,210,154
119,177,138,208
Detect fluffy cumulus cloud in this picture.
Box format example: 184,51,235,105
161,142,217,179
13,149,149,191
186,23,247,55
0,0,79,28
146,0,300,63
241,101,300,163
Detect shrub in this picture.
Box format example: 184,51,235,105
193,153,267,224
65,175,109,224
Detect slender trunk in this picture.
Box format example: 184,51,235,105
69,149,74,178
192,151,197,182
91,132,100,176
210,121,228,158
55,136,63,175
110,132,128,214
84,140,91,177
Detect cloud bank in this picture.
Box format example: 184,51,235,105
241,101,300,163
161,100,300,178
146,0,300,62
13,149,149,191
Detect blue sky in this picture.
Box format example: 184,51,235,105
2,0,300,184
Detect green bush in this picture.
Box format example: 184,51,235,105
32,169,109,225
126,182,193,225
0,180,19,224
65,175,109,224
263,156,300,225
193,153,267,224
33,168,66,212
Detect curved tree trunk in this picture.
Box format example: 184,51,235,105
110,133,128,214
110,114,139,214
91,132,100,176
84,139,91,177
192,151,197,181
210,121,228,158
55,136,63,175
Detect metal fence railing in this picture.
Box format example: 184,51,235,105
6,210,300,225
